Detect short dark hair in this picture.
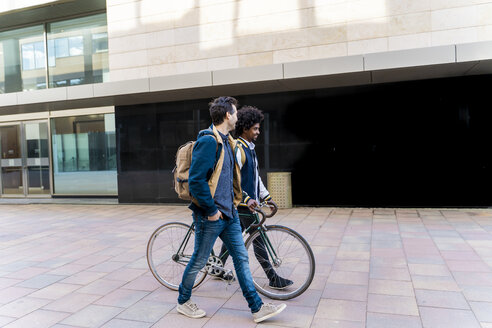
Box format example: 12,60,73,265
234,105,264,138
209,96,238,125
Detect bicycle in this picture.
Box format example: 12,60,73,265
146,201,315,300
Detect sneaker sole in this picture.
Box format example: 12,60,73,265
269,283,294,290
213,276,236,282
177,307,206,319
254,303,287,323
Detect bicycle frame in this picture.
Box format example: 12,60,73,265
172,212,279,273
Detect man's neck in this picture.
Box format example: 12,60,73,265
215,123,230,136
240,134,253,143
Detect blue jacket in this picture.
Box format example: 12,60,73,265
188,125,242,217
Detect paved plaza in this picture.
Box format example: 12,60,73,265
0,204,492,327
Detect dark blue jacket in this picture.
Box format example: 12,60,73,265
188,125,243,217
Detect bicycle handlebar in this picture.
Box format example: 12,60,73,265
249,208,266,229
263,200,278,218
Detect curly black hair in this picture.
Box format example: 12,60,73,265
234,105,264,138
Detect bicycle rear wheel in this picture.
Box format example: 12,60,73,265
146,222,207,290
245,225,315,300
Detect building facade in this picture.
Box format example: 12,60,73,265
1,0,492,206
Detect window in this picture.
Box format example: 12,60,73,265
0,13,108,94
51,113,117,195
21,41,46,70
48,13,109,88
0,25,45,93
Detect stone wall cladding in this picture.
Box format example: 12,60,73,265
105,0,492,80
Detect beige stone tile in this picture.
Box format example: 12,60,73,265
273,47,310,64
432,6,479,30
389,12,431,36
237,34,274,55
271,30,311,50
239,52,274,67
207,56,239,71
347,0,389,21
313,3,349,26
109,50,149,70
348,37,388,56
386,0,431,15
430,0,491,11
389,33,432,51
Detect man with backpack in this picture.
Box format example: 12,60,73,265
217,105,294,289
176,96,286,323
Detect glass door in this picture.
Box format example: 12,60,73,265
0,121,51,197
25,121,50,195
0,124,24,195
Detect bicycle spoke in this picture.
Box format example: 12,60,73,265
147,223,207,291
245,225,315,300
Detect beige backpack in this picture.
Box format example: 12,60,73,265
173,131,218,200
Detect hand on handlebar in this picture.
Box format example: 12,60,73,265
247,199,258,212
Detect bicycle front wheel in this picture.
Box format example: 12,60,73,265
146,222,207,290
245,225,315,300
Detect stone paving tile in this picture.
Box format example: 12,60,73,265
368,279,415,297
0,287,36,305
60,304,123,327
415,289,469,309
116,300,174,323
0,297,51,318
3,309,69,328
2,205,492,327
369,266,411,281
468,301,492,322
310,318,364,328
366,312,423,328
314,298,366,323
0,316,16,326
42,292,102,313
322,283,368,302
367,293,419,316
327,270,369,286
100,318,152,328
419,307,481,328
29,283,81,300
153,313,208,328
94,289,149,308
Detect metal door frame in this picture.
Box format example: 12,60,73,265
0,119,52,198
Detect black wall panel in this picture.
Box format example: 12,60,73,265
116,75,492,207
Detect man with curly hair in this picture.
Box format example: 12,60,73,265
217,105,294,290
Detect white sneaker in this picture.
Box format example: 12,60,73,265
253,303,286,323
177,299,206,318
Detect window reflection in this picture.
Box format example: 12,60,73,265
51,113,117,195
47,13,109,88
0,25,45,93
0,13,108,94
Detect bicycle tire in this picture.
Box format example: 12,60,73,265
146,222,207,290
245,225,315,300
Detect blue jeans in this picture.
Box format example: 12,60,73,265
178,211,263,313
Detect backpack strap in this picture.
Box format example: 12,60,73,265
235,141,246,168
197,128,220,167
